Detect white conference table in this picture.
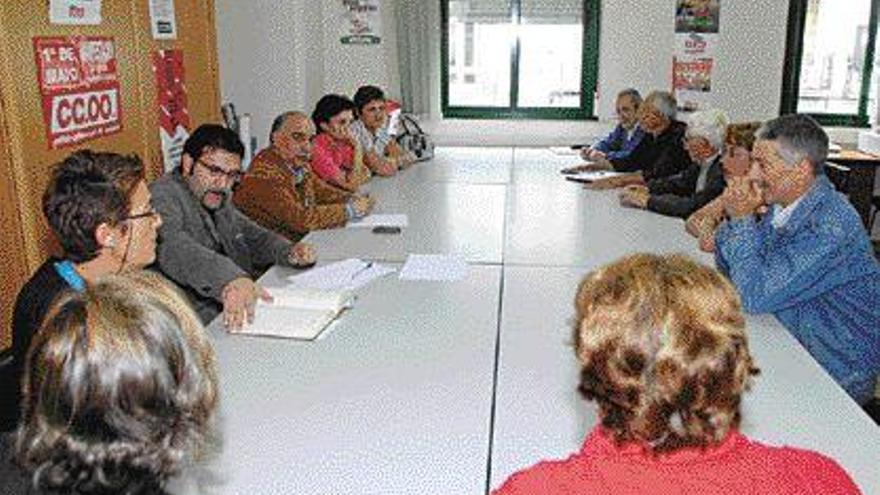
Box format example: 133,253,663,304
491,266,880,492
190,146,879,494
199,264,501,495
304,181,506,264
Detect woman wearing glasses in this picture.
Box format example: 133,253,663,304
3,150,161,433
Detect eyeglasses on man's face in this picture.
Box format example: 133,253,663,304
196,158,243,183
124,208,159,221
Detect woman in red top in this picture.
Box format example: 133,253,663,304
494,253,861,495
310,94,371,191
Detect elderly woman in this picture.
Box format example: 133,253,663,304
494,254,858,494
683,121,763,251
587,90,690,189
310,94,371,191
350,85,413,176
1,271,218,494
4,151,162,433
618,108,728,218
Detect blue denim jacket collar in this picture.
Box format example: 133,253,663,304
770,174,833,235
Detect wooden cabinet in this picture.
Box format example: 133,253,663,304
0,1,220,349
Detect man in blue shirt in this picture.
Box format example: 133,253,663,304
715,114,880,405
581,88,645,163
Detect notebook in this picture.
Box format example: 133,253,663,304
239,288,353,340
564,170,629,184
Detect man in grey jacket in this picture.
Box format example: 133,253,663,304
151,124,316,328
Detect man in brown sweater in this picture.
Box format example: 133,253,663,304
235,111,374,240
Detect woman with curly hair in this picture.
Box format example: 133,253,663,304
1,271,218,495
494,254,859,494
684,121,763,252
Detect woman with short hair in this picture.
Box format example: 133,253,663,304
4,151,163,432
350,85,413,176
494,254,859,494
2,271,218,495
684,121,763,252
310,94,371,191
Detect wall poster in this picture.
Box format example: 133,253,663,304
673,0,720,111
152,49,190,172
340,0,382,45
49,0,102,25
33,36,123,149
149,0,178,40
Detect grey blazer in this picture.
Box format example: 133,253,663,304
150,169,293,322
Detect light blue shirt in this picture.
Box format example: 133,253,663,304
350,119,392,156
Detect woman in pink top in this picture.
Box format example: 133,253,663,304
310,94,370,191
494,253,861,495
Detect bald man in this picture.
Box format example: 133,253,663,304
234,111,374,239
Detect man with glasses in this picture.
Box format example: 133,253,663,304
151,124,316,329
234,111,373,240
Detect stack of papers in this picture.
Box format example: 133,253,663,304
346,214,408,228
287,258,395,290
399,254,469,282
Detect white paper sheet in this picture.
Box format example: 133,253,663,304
346,214,409,228
399,254,469,282
287,258,395,290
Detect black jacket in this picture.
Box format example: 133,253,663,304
646,155,726,218
610,120,690,182
3,259,69,432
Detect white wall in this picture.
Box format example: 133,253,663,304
320,3,401,100
215,1,400,149
215,0,312,148
215,1,862,148
425,0,792,145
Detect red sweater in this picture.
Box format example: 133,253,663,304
494,426,861,495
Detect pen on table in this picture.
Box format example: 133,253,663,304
350,261,374,280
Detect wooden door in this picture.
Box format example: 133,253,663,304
0,0,219,350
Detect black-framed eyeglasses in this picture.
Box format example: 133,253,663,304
196,159,243,182
124,208,160,221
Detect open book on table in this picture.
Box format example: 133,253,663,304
239,288,353,340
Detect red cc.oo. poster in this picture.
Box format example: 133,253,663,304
33,36,123,149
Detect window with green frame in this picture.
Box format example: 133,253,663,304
781,0,879,127
441,0,600,120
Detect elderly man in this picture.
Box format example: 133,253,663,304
234,111,373,240
151,124,316,329
715,114,880,405
587,90,689,189
619,109,727,218
581,88,645,163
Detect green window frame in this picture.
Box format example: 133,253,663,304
780,0,879,127
440,0,600,120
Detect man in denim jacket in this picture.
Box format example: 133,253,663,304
715,114,880,405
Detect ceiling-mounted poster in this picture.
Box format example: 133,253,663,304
340,0,382,45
